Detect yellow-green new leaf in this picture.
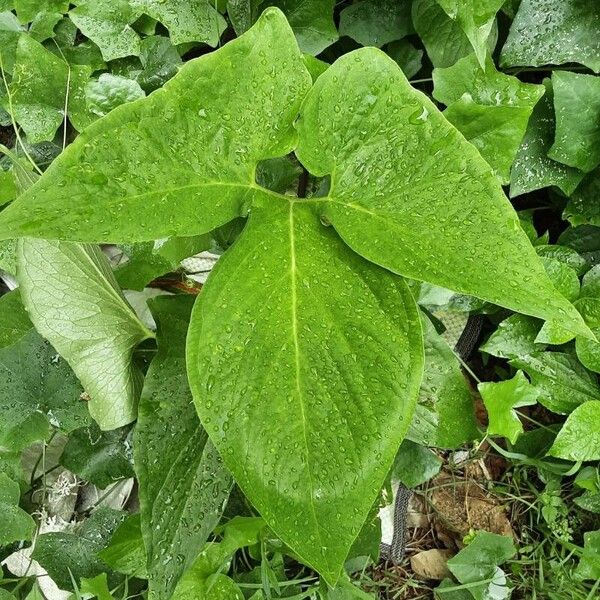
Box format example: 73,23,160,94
0,9,312,244
17,239,152,430
294,48,589,338
187,200,424,584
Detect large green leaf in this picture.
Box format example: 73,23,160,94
500,0,600,74
294,48,589,337
17,239,152,430
548,401,600,461
510,80,584,198
135,295,233,600
434,0,504,68
0,10,311,244
0,328,89,451
548,71,600,174
433,54,544,183
187,200,424,583
130,0,226,46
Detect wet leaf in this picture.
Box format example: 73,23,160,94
0,472,35,546
479,370,539,443
98,514,147,578
501,0,600,74
575,530,600,580
17,240,152,430
135,295,233,600
386,39,423,79
548,401,600,461
565,169,600,227
480,314,543,359
548,71,600,174
295,48,589,337
187,201,424,584
393,440,442,488
0,289,32,348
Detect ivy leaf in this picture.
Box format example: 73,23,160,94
32,507,127,590
565,169,600,227
226,0,261,34
6,34,91,143
393,440,442,488
339,0,413,48
548,401,600,461
130,0,226,46
0,10,312,244
479,370,539,443
480,314,543,359
510,79,585,199
408,314,479,449
511,352,600,415
0,472,35,547
86,74,145,118
0,11,25,75
69,0,142,61
412,0,474,68
14,0,68,41
259,0,338,55
548,71,600,174
574,297,600,373
0,289,32,348
137,35,182,93
294,48,589,337
433,54,544,183
500,0,600,74
434,0,504,68
60,423,135,488
135,295,233,600
0,329,89,451
187,201,424,584
386,39,423,79
17,239,152,430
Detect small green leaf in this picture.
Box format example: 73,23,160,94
17,239,152,430
6,34,90,143
0,168,17,206
187,201,424,584
172,518,265,600
260,0,338,55
412,0,474,68
433,54,544,183
0,472,35,546
511,352,600,414
80,574,113,600
446,531,516,598
137,35,182,93
548,71,600,174
0,11,25,75
574,297,600,372
0,329,89,450
565,168,600,227
0,289,32,348
575,530,600,581
98,514,147,579
511,81,585,198
548,401,600,461
86,73,145,118
501,0,600,74
0,10,312,244
540,256,580,302
434,0,504,68
69,0,142,61
32,507,127,590
408,314,479,448
339,0,412,48
393,440,442,488
480,314,543,359
130,0,226,46
60,423,134,488
135,295,233,600
295,47,589,337
386,39,423,79
14,0,68,41
479,370,539,443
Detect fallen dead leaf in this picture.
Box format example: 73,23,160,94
410,549,454,580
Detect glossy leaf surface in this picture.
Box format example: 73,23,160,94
187,201,424,583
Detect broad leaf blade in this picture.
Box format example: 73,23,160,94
187,200,424,584
0,9,312,244
17,239,152,430
294,48,589,338
135,295,232,600
548,401,600,462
